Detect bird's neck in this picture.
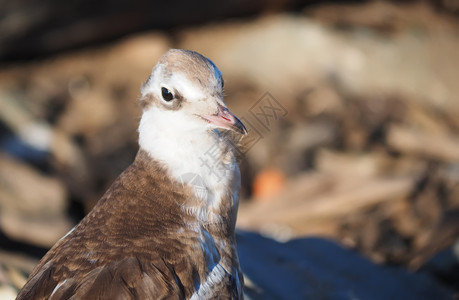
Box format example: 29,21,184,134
138,113,241,224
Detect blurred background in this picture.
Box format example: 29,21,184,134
1,0,459,298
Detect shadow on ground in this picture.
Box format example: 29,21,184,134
237,231,452,300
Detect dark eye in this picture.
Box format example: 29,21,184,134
221,78,224,88
161,87,173,101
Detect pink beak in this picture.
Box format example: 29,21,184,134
200,104,247,135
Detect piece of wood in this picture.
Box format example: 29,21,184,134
387,124,459,162
238,173,415,238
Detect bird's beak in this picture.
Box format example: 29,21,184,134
200,104,247,135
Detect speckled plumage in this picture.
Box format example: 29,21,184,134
17,49,244,300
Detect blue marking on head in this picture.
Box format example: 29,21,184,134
207,59,223,85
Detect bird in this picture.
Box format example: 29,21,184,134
17,49,247,300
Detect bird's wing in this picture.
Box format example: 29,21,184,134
17,256,184,300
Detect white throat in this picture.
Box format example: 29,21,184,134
138,108,240,221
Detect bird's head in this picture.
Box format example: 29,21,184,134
139,49,247,136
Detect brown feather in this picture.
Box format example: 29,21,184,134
16,150,242,299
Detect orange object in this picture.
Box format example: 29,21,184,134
253,168,285,201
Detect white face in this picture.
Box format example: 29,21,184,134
139,49,245,135
137,50,245,215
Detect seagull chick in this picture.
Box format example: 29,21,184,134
17,49,246,300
